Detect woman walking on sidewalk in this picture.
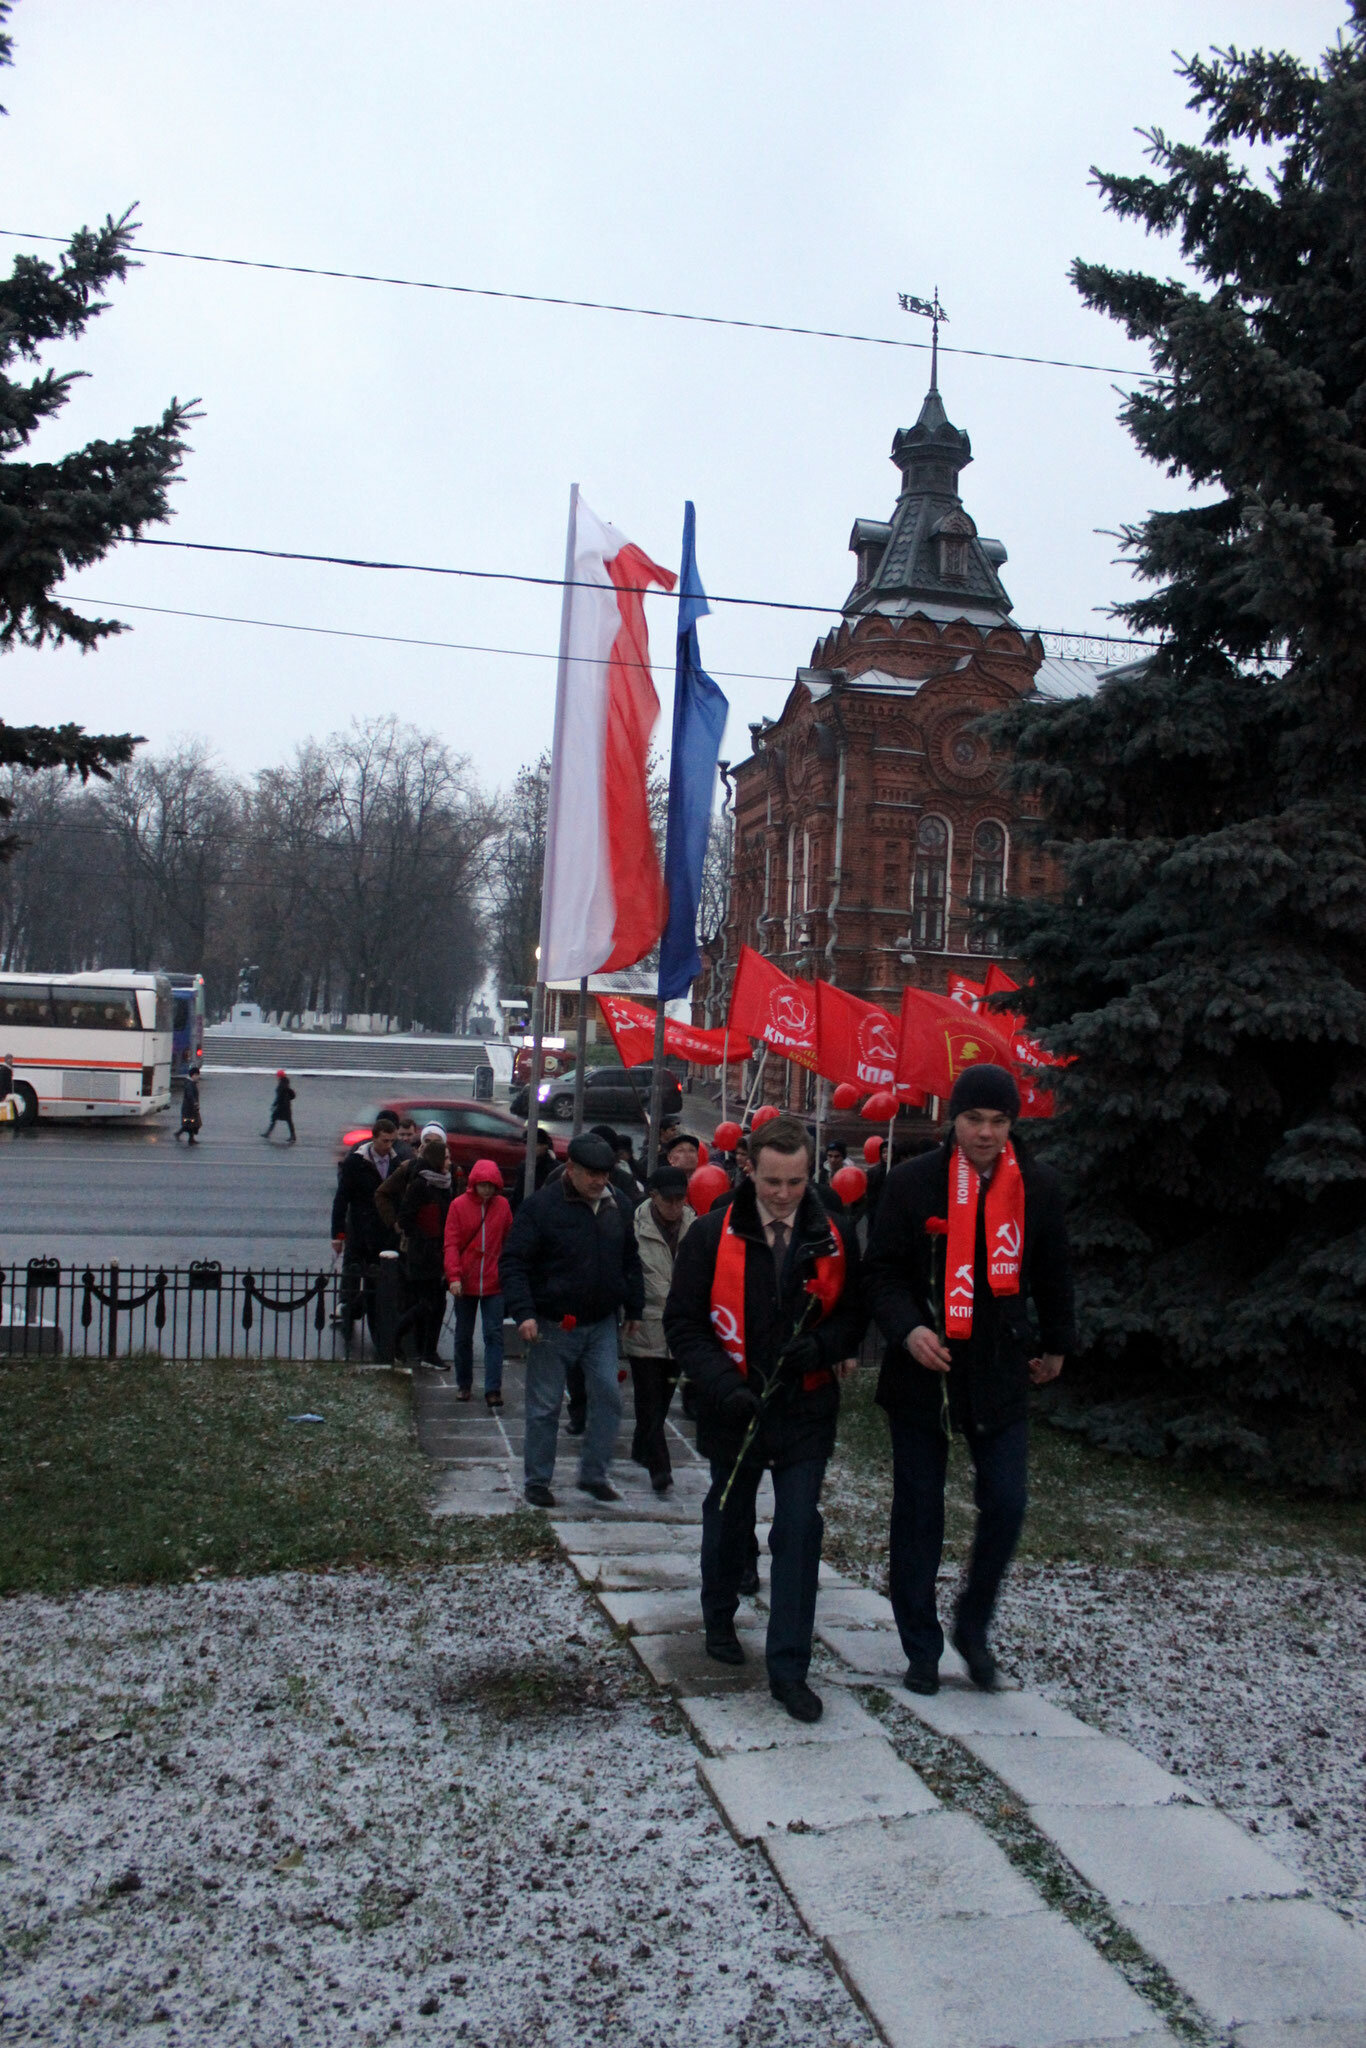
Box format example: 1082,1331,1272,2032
444,1159,513,1406
263,1070,296,1142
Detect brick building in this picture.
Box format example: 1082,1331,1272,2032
707,372,1105,1104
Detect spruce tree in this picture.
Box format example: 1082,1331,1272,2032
992,13,1366,1487
0,2,196,856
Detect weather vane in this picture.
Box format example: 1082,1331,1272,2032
898,286,948,389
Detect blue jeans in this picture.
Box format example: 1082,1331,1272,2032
701,1455,826,1689
453,1292,504,1394
887,1416,1029,1667
523,1315,622,1488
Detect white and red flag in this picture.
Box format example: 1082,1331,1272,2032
539,489,677,983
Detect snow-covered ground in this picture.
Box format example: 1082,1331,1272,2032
0,1563,877,2048
1000,1562,1366,1926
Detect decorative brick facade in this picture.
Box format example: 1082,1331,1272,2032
704,375,1074,1101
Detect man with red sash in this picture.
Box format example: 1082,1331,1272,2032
865,1067,1075,1695
664,1115,864,1723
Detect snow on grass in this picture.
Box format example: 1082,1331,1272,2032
997,1562,1366,1927
0,1561,877,2047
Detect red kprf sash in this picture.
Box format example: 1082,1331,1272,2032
944,1141,1024,1338
710,1207,846,1389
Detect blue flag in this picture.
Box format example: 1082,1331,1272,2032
658,502,729,1001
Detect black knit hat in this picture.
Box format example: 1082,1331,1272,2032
947,1064,1021,1120
568,1132,615,1170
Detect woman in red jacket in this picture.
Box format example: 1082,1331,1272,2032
444,1159,514,1406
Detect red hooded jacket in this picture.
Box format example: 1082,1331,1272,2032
443,1163,513,1295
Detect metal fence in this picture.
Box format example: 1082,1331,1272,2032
0,1258,379,1362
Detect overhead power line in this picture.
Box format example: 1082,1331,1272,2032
131,535,844,614
0,227,1146,379
59,594,799,684
63,590,1158,667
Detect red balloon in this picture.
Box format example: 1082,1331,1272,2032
687,1163,731,1214
751,1104,780,1129
830,1164,868,1205
696,1140,710,1165
831,1082,863,1111
712,1120,742,1151
861,1089,898,1121
863,1135,884,1165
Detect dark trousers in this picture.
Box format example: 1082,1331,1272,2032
702,1455,826,1688
629,1356,677,1477
566,1359,587,1428
453,1292,504,1394
265,1112,295,1139
397,1270,446,1362
339,1247,376,1342
887,1414,1028,1667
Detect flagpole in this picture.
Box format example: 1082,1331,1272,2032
646,998,667,1174
526,482,580,1201
720,1026,729,1125
742,1046,767,1125
571,975,589,1137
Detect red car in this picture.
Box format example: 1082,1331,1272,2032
337,1097,567,1189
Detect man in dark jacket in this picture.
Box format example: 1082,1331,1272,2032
864,1066,1074,1696
501,1131,645,1508
331,1117,399,1345
664,1114,864,1724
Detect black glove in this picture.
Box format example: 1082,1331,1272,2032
782,1333,821,1378
721,1384,762,1423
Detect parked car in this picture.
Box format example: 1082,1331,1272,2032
509,1062,684,1125
337,1098,567,1189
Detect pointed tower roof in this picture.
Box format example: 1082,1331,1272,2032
844,379,1012,625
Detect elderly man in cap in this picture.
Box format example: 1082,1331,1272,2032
501,1131,646,1507
624,1165,695,1494
864,1065,1075,1696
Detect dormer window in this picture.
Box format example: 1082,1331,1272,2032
939,536,968,580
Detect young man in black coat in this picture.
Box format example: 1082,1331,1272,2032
864,1066,1075,1695
330,1117,400,1345
664,1114,864,1724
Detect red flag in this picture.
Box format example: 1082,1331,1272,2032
727,945,818,1071
895,985,1016,1099
947,972,985,1013
814,981,899,1088
596,994,737,1068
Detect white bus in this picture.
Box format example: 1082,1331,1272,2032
0,971,174,1124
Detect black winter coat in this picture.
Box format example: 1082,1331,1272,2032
330,1145,400,1259
863,1136,1075,1435
397,1169,455,1281
663,1179,865,1471
501,1175,645,1327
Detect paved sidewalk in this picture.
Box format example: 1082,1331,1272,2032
414,1357,1366,2048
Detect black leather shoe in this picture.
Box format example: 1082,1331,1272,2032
738,1562,760,1598
951,1625,999,1691
770,1679,823,1724
577,1479,622,1503
705,1626,745,1666
651,1473,672,1495
903,1661,939,1696
523,1482,555,1508
565,1413,587,1438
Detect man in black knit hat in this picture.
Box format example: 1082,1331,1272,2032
864,1065,1075,1696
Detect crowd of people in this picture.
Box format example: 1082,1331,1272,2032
330,1069,1074,1729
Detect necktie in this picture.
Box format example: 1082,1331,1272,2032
770,1220,790,1281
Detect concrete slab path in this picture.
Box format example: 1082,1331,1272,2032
414,1348,1366,2048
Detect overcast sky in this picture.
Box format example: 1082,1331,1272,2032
1,1,1346,793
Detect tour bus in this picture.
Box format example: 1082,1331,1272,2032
0,970,174,1124
167,971,206,1081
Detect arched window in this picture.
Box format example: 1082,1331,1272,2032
912,815,950,952
968,819,1007,954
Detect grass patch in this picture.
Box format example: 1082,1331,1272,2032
437,1653,637,1723
825,1368,1366,1580
0,1356,556,1596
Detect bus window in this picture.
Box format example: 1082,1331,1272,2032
52,988,140,1031
0,983,54,1028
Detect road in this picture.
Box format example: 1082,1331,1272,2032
0,1074,563,1274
